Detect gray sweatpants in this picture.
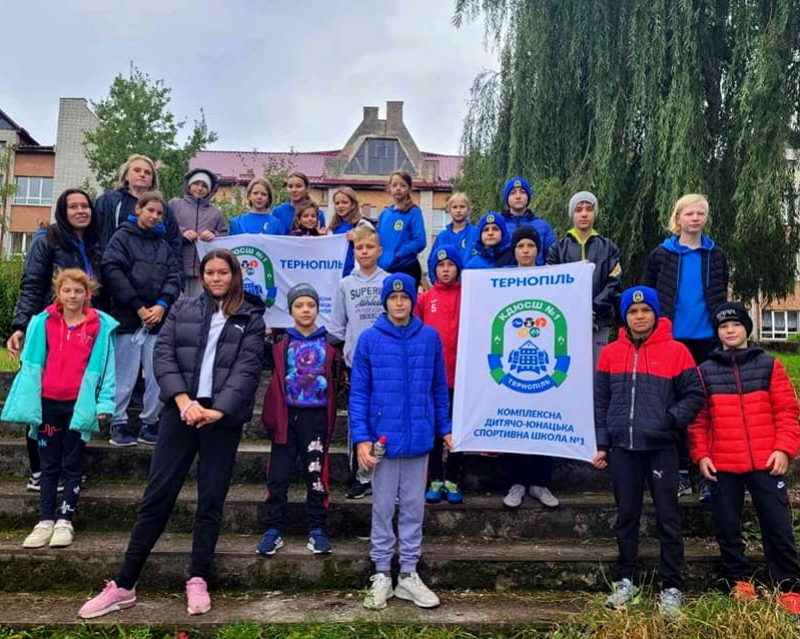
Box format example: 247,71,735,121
112,332,163,427
370,455,428,573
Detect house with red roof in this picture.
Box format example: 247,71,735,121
190,101,462,266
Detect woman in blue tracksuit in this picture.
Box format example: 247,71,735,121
375,171,427,288
465,212,514,270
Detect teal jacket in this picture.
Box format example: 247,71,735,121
2,307,118,442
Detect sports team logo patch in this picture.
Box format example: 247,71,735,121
513,180,522,188
393,279,404,292
488,299,570,394
632,290,644,303
394,220,404,231
486,214,495,224
437,249,447,260
233,246,277,308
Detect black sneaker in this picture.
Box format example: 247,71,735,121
345,480,372,499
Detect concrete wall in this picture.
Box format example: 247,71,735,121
53,98,100,205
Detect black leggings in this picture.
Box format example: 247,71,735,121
390,260,422,290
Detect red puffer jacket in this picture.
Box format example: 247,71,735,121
414,280,461,388
689,345,800,473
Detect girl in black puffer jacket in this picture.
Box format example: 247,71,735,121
7,188,103,491
101,192,182,446
79,248,265,620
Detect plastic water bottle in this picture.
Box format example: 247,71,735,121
356,436,387,484
131,324,149,345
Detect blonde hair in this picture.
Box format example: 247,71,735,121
329,187,362,232
446,191,472,213
116,154,159,190
53,268,98,308
245,177,274,210
352,221,380,245
669,194,709,235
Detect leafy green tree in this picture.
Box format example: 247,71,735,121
216,154,294,223
454,0,800,302
84,65,217,200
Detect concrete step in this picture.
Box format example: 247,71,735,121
0,438,613,493
0,590,586,633
0,531,739,594
0,480,743,540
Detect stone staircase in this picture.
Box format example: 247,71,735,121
0,371,782,633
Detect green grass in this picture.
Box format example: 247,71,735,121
771,351,800,390
0,348,18,373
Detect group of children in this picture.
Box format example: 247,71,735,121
5,159,800,621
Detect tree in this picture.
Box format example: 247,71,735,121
84,65,217,200
216,153,294,223
454,0,800,302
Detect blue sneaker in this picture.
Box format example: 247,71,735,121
137,424,158,445
256,528,284,556
425,480,444,504
307,528,332,555
109,424,137,447
444,481,464,505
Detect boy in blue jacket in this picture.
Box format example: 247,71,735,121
499,177,555,264
350,273,452,610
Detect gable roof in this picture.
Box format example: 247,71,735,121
0,107,39,146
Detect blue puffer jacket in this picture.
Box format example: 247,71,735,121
349,314,451,458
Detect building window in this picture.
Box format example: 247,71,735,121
431,209,447,234
345,138,414,175
14,177,53,206
9,232,34,255
761,310,800,340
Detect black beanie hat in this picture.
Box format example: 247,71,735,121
713,302,753,336
510,225,541,255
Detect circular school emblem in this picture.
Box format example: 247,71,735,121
486,214,496,224
632,290,644,303
394,220,404,231
232,245,277,307
487,299,570,394
392,279,404,292
437,249,447,260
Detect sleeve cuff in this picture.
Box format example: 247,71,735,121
156,300,168,309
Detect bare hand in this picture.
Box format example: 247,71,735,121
317,225,329,236
357,441,378,471
196,408,224,428
698,456,718,481
144,305,165,328
183,229,199,242
138,307,153,322
198,230,215,242
767,450,790,476
443,434,453,451
6,330,24,359
183,403,206,425
590,450,608,470
345,230,355,242
97,413,110,422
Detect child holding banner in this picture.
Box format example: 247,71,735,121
328,187,364,277
498,177,555,264
465,213,514,269
427,192,477,283
229,178,286,236
328,223,388,499
591,286,704,620
350,273,451,610
546,191,622,365
290,199,326,237
501,226,560,509
272,171,326,233
259,283,342,556
375,171,427,288
688,303,800,614
416,246,465,505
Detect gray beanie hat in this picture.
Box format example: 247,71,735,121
568,191,599,221
287,282,319,309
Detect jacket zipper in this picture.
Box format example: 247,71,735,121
403,327,411,450
193,201,201,273
733,360,757,471
628,345,640,449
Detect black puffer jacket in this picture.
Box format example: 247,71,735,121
11,229,102,333
546,231,622,328
100,220,182,333
644,241,728,321
153,293,265,425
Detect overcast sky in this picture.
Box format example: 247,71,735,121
0,0,496,155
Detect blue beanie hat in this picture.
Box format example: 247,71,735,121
381,273,417,310
476,211,509,241
620,286,660,320
503,177,532,207
432,245,463,276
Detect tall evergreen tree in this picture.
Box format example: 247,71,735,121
454,0,800,302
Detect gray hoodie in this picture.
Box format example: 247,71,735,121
327,266,388,367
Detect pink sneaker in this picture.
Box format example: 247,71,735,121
186,576,211,615
78,580,136,619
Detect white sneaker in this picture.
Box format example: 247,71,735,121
658,587,683,621
605,578,640,609
23,522,54,548
530,485,560,508
503,484,526,509
50,521,74,547
363,573,394,610
394,572,440,608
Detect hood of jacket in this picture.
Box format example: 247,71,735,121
662,234,715,254
183,168,219,201
124,215,166,237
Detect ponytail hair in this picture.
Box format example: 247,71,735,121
388,170,414,213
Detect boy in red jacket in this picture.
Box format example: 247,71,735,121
688,302,800,614
591,286,704,620
415,246,464,504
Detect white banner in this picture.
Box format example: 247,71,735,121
197,234,348,328
452,262,597,461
